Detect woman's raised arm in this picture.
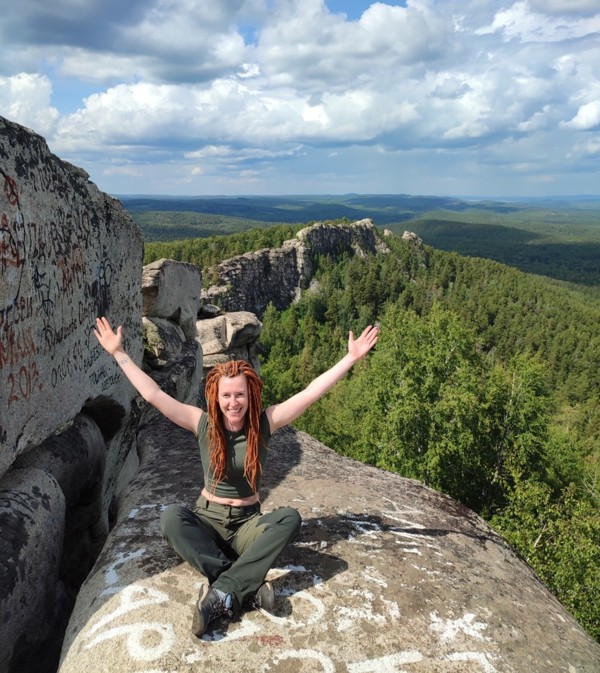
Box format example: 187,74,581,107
93,317,202,434
265,324,379,432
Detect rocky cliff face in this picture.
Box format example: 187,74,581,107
201,219,389,317
0,116,144,476
0,116,145,673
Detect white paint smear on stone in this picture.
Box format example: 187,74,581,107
181,650,203,664
445,651,499,673
335,604,387,632
88,585,169,636
411,564,441,576
381,596,401,619
364,567,388,587
347,650,424,672
128,504,162,519
263,649,336,673
429,611,490,644
381,497,424,516
84,622,176,661
103,548,146,588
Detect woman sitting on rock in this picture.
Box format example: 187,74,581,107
93,316,379,636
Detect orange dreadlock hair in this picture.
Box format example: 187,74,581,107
204,360,264,494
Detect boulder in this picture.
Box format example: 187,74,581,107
196,311,262,372
13,414,108,594
13,414,106,508
58,421,600,673
0,468,67,673
142,259,203,340
142,317,186,369
0,115,144,479
402,230,424,246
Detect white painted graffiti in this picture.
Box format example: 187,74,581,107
76,499,502,673
101,548,147,595
259,649,336,673
84,585,176,662
429,610,490,644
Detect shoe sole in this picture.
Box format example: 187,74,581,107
191,584,210,637
257,581,275,612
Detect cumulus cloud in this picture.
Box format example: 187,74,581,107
476,1,600,42
562,101,600,130
0,73,59,136
1,0,599,195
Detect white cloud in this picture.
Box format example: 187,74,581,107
256,0,452,93
562,101,600,130
1,0,599,196
517,105,554,132
566,135,600,160
476,1,600,42
528,0,600,15
0,73,59,136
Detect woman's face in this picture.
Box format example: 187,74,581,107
218,374,249,431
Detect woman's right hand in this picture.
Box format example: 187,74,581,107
93,316,202,434
94,317,123,356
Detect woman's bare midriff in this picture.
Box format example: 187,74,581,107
201,487,259,507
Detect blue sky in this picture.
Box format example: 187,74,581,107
1,0,599,198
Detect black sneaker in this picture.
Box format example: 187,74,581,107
192,585,232,637
252,581,275,612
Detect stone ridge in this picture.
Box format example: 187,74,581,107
201,218,389,317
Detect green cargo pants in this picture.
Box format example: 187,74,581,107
160,496,302,608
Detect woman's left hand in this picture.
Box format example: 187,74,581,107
348,324,380,361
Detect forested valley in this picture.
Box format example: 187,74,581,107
139,212,599,642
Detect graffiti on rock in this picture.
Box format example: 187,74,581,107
76,504,501,673
0,169,132,422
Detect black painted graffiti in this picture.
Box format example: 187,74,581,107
88,258,114,317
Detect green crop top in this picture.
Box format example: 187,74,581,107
197,411,271,498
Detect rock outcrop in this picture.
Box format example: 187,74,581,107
58,411,600,673
0,115,145,673
0,116,144,476
201,219,389,317
142,259,203,341
196,310,263,373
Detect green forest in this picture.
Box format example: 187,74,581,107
133,201,600,641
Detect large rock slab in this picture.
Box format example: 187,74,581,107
0,115,144,478
58,421,600,673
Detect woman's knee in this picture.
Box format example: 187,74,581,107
160,504,190,539
277,507,302,537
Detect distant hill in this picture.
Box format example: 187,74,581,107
118,193,600,226
119,193,600,290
